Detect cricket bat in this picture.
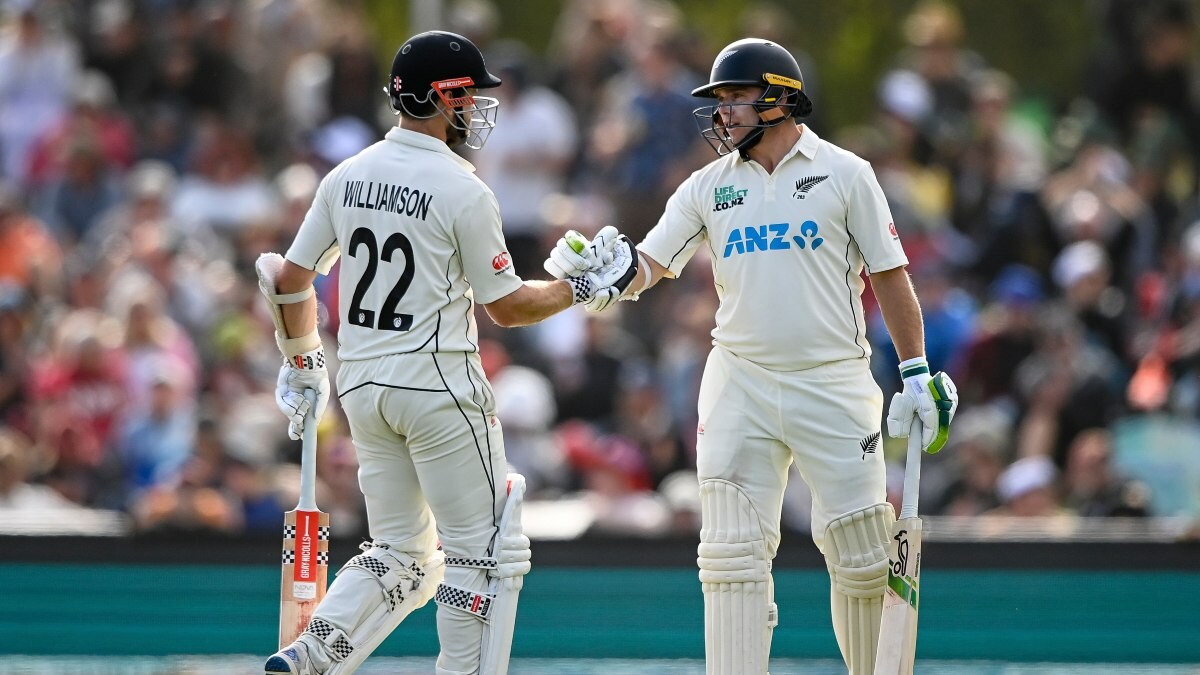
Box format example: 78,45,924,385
874,417,924,675
278,389,329,648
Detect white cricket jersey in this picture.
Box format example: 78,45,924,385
286,127,523,362
639,125,908,372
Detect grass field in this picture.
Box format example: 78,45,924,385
1,658,1198,675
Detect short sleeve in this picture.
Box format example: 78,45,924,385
846,163,908,274
637,177,707,277
454,188,524,305
285,170,341,274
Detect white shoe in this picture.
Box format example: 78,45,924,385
265,636,329,675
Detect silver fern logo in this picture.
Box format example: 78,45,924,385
860,431,880,460
793,175,828,199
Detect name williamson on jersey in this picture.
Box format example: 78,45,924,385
343,180,432,220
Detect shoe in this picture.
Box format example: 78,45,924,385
265,640,315,675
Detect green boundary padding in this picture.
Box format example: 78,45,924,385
1,565,1197,662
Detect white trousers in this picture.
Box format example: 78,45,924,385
696,346,887,555
336,350,507,672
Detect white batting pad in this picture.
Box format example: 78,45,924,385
435,473,531,675
300,541,444,674
824,503,894,675
697,479,776,675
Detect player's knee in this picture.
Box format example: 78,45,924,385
697,479,770,583
823,503,893,596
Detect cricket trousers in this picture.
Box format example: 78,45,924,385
336,350,508,672
695,346,887,673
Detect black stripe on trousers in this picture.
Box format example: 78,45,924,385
430,353,500,543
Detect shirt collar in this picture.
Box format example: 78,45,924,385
791,123,820,161
385,127,477,173
736,123,820,169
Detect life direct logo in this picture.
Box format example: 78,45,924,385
713,185,749,212
723,221,824,258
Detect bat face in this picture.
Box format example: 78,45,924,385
279,507,329,648
875,517,922,675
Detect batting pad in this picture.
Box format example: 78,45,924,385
303,542,444,674
697,479,777,675
824,503,894,675
435,473,531,675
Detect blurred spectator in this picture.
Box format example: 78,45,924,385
0,284,32,425
557,419,671,536
314,428,367,537
115,359,195,492
893,0,987,162
926,404,1012,516
954,265,1043,405
1051,239,1129,361
34,131,123,244
552,313,645,429
472,41,578,279
1042,142,1157,291
170,120,276,236
27,69,136,189
0,183,63,299
586,32,707,241
0,427,75,510
142,2,246,121
1013,310,1123,468
29,309,128,506
0,2,79,186
82,0,155,107
547,0,633,139
991,455,1067,517
480,339,565,495
951,69,1055,280
1063,428,1151,517
1086,0,1200,169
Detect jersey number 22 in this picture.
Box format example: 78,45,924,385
348,226,415,331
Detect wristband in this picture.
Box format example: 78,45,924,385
898,356,929,379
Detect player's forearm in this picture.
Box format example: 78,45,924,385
869,266,925,362
484,280,573,327
278,261,320,340
626,250,670,298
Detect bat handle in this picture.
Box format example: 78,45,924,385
298,389,319,511
899,416,923,520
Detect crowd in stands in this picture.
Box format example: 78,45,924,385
0,0,1197,539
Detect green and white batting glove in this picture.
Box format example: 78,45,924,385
543,226,618,279
886,357,958,453
563,234,639,312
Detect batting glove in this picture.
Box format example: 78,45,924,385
275,346,330,440
886,357,958,453
544,225,618,279
563,234,638,312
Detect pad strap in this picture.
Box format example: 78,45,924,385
444,556,499,570
306,617,354,662
435,582,495,621
270,286,314,305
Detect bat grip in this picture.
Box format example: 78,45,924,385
297,389,319,511
899,416,923,520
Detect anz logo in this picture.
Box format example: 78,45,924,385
722,221,825,258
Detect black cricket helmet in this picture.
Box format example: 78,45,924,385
385,30,503,149
692,38,812,156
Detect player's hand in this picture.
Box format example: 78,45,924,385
543,226,618,279
275,347,330,440
564,234,638,312
886,359,957,453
